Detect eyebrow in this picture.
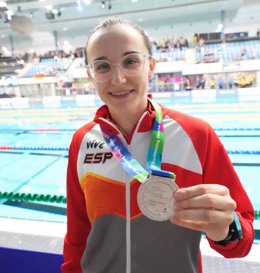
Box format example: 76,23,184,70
92,51,141,62
122,51,140,56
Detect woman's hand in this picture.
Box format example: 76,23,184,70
170,184,237,241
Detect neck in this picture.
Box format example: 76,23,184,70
110,105,147,136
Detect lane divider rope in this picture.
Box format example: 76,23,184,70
0,128,260,133
0,129,76,132
214,128,260,131
0,146,68,151
0,191,66,204
1,191,259,219
1,146,260,154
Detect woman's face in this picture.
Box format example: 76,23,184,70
86,24,156,116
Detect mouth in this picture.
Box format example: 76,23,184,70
109,89,134,97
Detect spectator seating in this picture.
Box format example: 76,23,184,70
23,57,73,78
0,56,24,77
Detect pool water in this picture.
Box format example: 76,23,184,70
0,100,259,232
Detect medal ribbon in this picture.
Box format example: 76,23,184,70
101,100,175,183
145,100,164,172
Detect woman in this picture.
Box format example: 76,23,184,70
62,17,254,273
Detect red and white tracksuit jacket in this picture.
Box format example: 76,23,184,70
62,100,254,273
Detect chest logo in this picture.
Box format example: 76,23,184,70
83,152,113,164
86,141,105,149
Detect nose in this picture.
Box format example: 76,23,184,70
110,65,127,85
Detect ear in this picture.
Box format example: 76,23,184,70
148,58,156,80
87,69,94,83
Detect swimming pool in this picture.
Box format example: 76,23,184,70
0,96,259,235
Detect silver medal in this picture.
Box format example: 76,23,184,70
137,174,178,221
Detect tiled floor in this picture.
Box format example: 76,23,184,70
0,218,65,254
200,236,260,273
0,218,259,272
203,255,260,273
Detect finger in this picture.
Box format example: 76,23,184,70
170,217,206,233
172,208,234,224
175,193,237,211
170,215,232,241
173,184,230,201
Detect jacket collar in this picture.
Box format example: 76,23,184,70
93,95,169,141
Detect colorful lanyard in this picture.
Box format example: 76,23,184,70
101,100,175,183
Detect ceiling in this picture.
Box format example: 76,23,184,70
0,0,260,53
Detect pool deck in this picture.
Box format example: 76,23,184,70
0,217,259,273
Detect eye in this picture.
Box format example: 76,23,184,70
123,55,141,68
93,61,111,73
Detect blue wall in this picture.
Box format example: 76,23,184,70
0,247,63,273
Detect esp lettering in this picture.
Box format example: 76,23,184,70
84,152,113,164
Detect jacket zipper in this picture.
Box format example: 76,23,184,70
97,113,149,273
126,144,131,273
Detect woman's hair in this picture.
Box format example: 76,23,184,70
84,17,152,65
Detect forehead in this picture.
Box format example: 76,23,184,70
87,24,147,60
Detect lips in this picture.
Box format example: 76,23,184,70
109,89,134,97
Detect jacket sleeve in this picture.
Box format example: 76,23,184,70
200,124,255,258
61,132,92,273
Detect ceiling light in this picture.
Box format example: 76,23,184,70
45,5,52,10
82,0,92,4
216,23,223,32
5,10,14,22
77,1,83,11
45,9,61,20
0,1,7,8
52,9,59,15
